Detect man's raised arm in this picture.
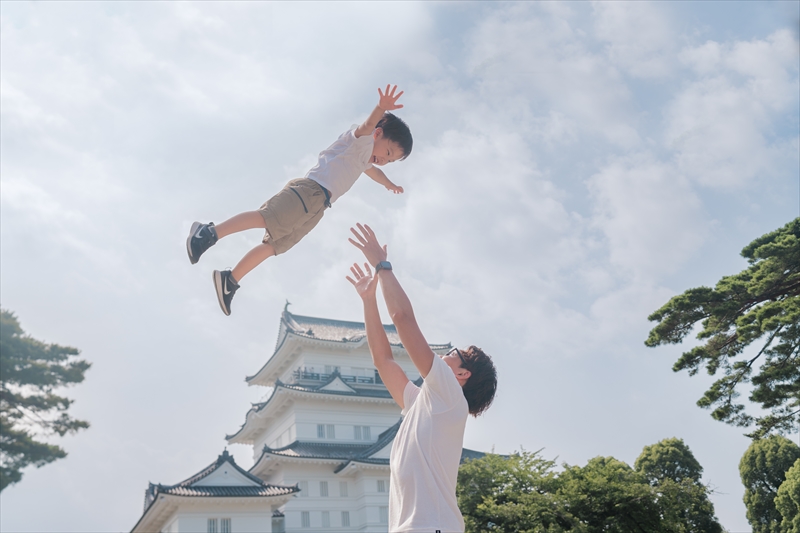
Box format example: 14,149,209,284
346,262,409,408
349,224,436,378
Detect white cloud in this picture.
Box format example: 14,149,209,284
592,1,676,79
588,153,707,278
464,3,641,149
669,29,800,188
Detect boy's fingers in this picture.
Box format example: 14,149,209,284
364,262,372,275
395,90,404,99
354,263,365,277
346,276,356,286
348,237,362,249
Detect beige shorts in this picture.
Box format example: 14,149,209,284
258,178,329,255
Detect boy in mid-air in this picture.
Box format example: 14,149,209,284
186,85,412,315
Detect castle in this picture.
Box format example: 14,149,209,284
131,305,486,532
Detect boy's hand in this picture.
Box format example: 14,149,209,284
378,85,404,111
386,184,404,194
346,262,379,300
349,223,388,268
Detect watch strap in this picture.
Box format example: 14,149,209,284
375,261,392,272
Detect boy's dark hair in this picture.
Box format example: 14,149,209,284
376,112,413,160
460,345,497,417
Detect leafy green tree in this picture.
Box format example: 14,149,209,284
635,437,702,484
457,450,577,533
740,435,800,533
0,309,91,491
634,438,722,533
645,218,800,438
556,456,667,533
776,459,800,533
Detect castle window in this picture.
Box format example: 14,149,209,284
377,479,386,493
341,511,351,527
379,506,388,524
317,424,325,438
220,518,231,533
207,518,218,533
340,481,348,497
320,481,329,497
322,511,330,527
354,425,371,440
326,424,335,439
298,480,308,497
301,511,310,528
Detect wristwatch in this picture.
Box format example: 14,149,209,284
375,261,392,273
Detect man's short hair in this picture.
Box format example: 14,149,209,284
460,346,497,417
376,112,412,160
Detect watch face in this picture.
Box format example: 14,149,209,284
376,261,392,271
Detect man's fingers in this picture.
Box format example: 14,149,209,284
346,276,356,286
351,225,368,244
353,263,365,277
364,262,372,276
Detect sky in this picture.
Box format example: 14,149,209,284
1,1,798,531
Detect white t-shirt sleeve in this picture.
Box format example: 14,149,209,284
423,355,466,408
401,381,421,416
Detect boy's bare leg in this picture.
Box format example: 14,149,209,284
232,242,276,282
215,211,267,239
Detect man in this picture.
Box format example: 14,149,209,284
347,223,498,532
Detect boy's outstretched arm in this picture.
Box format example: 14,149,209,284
347,262,410,408
349,224,436,378
364,166,404,194
354,85,404,139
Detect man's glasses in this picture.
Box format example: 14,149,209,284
448,347,466,367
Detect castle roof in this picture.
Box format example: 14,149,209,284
248,418,489,477
131,450,297,532
245,304,451,387
226,372,397,444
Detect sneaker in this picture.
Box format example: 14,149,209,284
186,222,218,265
213,269,239,316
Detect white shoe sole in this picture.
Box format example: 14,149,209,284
187,222,201,264
213,270,231,316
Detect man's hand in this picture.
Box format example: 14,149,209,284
386,184,404,194
349,223,388,268
378,85,404,111
346,262,379,300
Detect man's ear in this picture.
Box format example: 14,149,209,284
458,369,471,383
373,127,383,139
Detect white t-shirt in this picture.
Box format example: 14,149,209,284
304,126,375,203
389,355,469,533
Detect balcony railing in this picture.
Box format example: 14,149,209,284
292,368,382,385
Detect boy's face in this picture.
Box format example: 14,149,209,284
371,128,404,166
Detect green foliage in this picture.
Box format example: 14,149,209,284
457,440,722,533
633,438,722,533
740,435,800,533
0,309,91,491
457,450,575,533
645,218,800,438
776,459,800,533
557,456,664,532
635,437,703,485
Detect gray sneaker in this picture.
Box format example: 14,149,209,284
213,270,239,316
186,222,218,264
